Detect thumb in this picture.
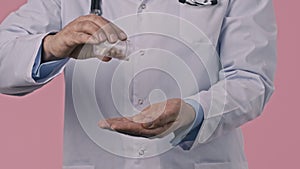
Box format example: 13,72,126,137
142,121,155,129
98,120,111,129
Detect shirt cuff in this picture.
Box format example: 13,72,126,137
170,99,204,147
32,46,69,83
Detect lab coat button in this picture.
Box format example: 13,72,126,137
138,149,145,156
138,99,144,105
139,50,145,56
140,4,146,10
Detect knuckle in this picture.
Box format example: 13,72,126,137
65,39,75,48
99,17,109,24
100,20,111,28
63,34,76,46
89,14,99,19
82,20,92,25
110,124,117,130
61,30,70,37
79,20,91,27
70,38,80,46
79,21,99,33
76,34,89,44
90,14,106,24
78,34,88,42
73,21,84,30
77,15,86,22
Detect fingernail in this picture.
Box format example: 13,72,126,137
92,36,98,43
110,124,117,130
109,34,118,43
99,32,106,42
119,32,127,40
98,120,109,128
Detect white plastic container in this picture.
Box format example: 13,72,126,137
93,40,134,61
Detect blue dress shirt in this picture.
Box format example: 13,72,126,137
32,47,69,83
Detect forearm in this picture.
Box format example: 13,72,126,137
0,34,49,95
0,0,62,95
186,0,277,147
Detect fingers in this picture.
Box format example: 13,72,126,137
70,15,127,59
94,16,127,42
75,21,107,43
110,22,127,41
98,117,173,138
98,118,113,129
73,32,98,45
43,14,128,61
74,20,99,36
98,99,188,139
77,14,127,43
64,14,127,46
101,56,112,62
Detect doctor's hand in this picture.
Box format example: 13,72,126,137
98,98,196,138
42,14,127,62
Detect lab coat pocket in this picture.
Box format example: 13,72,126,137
179,1,226,45
179,8,210,44
194,162,248,169
63,165,95,169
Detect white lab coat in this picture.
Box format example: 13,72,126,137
0,0,277,169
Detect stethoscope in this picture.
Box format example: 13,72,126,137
179,0,218,6
91,0,102,15
90,0,218,15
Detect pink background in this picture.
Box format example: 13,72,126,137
0,0,299,169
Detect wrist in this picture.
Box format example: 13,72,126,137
42,34,60,63
178,101,196,130
185,101,196,123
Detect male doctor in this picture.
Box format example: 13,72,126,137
0,0,277,169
